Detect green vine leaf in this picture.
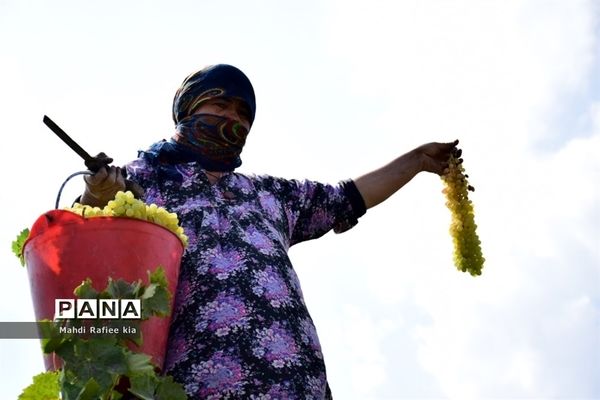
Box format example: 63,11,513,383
23,267,188,399
18,371,59,399
59,376,81,400
156,376,189,400
73,279,99,299
141,267,171,319
128,372,158,400
106,277,142,299
77,377,101,400
110,390,124,399
149,266,168,288
141,285,170,319
39,320,70,354
140,283,157,300
11,228,29,267
125,352,155,375
67,337,127,390
117,320,143,347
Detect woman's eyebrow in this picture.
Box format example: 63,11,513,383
235,101,251,116
209,98,228,106
239,106,251,116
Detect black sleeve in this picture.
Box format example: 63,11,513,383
340,179,367,220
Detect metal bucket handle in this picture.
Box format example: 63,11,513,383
55,170,93,210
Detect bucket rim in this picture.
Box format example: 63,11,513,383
23,210,185,254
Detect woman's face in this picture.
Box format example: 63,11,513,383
193,97,252,131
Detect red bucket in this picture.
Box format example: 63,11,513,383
23,209,183,371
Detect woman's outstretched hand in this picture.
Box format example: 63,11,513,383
415,139,461,176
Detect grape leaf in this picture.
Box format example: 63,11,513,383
18,371,59,399
141,285,170,319
77,377,101,400
21,267,187,399
74,278,99,299
65,337,126,391
111,390,124,400
116,320,143,347
107,277,142,299
128,372,158,400
60,378,82,400
142,267,171,318
11,228,29,267
126,352,155,375
156,376,188,400
140,283,157,300
149,266,169,289
40,320,70,354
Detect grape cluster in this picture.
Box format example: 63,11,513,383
66,191,188,247
441,154,484,276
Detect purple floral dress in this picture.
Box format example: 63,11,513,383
127,155,365,399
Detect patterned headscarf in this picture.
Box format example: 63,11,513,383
139,65,256,174
172,64,256,126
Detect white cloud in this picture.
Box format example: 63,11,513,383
317,0,600,398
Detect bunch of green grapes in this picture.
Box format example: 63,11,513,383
67,191,188,247
441,154,484,276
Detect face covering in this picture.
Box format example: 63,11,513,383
168,64,256,171
172,113,249,172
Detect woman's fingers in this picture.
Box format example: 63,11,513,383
84,165,109,186
115,167,126,188
84,166,125,192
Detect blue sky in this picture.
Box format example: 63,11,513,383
1,1,599,398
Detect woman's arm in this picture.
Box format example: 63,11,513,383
354,140,459,209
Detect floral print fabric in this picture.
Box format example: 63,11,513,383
126,157,360,399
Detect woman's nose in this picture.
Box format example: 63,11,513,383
229,106,242,120
227,105,249,130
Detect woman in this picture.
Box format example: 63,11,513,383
81,64,458,399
